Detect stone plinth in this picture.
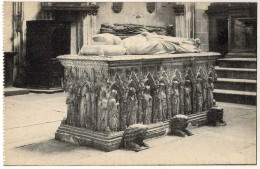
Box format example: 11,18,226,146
55,52,220,151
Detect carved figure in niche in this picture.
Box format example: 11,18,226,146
84,85,92,130
152,84,160,123
184,80,192,115
169,115,193,137
108,89,119,132
97,89,108,132
196,76,203,113
202,80,208,111
159,70,171,120
179,82,185,114
79,83,89,128
123,124,149,152
207,77,214,108
158,83,167,121
112,74,127,131
131,72,143,124
90,83,97,131
66,84,75,126
171,80,180,116
71,84,80,127
143,85,152,124
127,87,138,126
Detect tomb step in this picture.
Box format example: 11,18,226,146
218,58,256,68
215,78,257,92
28,88,63,94
215,66,256,80
213,89,256,105
225,53,256,58
4,87,30,97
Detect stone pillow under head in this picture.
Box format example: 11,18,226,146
78,45,127,56
92,33,122,45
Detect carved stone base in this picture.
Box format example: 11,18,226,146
55,122,166,152
55,124,123,152
188,111,208,127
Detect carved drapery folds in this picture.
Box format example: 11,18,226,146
62,62,217,133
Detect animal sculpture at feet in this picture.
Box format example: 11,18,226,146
123,124,149,152
169,115,193,137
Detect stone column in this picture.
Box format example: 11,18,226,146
82,4,98,46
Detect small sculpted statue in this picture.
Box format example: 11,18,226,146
120,100,128,131
196,77,203,113
152,85,160,123
169,114,193,137
137,92,144,124
143,86,152,124
158,83,167,121
74,85,82,127
184,80,192,115
108,89,119,132
207,77,214,108
90,84,97,130
127,87,138,126
179,82,185,114
84,86,92,130
66,84,75,126
79,83,88,127
97,90,108,132
171,80,180,116
123,124,149,152
202,80,208,111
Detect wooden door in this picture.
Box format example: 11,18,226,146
26,20,71,89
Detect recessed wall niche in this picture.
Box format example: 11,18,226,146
146,2,155,13
112,2,123,13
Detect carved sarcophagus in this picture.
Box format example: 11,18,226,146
55,52,220,151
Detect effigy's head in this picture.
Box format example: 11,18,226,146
123,124,148,144
171,115,189,130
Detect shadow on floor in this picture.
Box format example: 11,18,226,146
16,139,100,154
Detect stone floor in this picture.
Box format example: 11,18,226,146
3,92,257,165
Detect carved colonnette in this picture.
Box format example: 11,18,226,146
55,52,220,151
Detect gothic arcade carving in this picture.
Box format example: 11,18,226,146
61,58,218,133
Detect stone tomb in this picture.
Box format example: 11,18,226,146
55,52,220,151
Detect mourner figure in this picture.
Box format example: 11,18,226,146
79,83,89,127
97,89,108,132
66,84,75,126
202,80,208,111
184,80,192,115
108,89,119,132
158,83,167,121
171,80,180,116
207,77,214,108
143,85,152,124
127,87,138,126
196,77,203,113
